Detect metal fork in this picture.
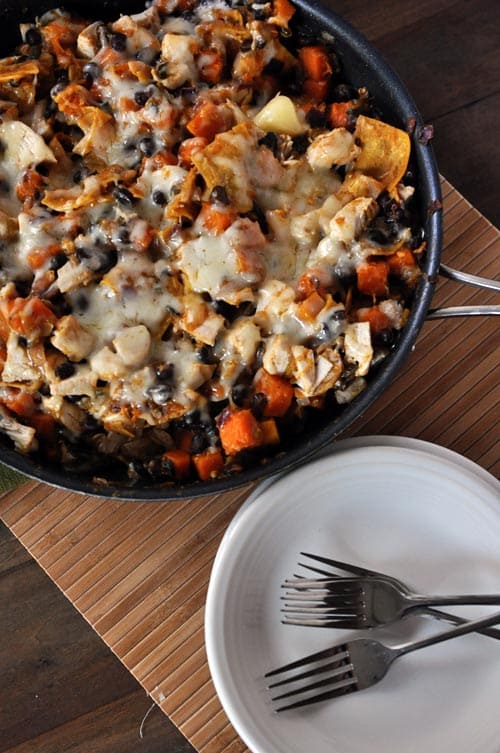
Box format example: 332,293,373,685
266,608,500,711
288,553,500,638
281,574,500,629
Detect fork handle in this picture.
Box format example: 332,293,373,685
412,594,500,607
394,609,500,657
423,607,500,640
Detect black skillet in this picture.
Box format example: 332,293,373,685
0,0,443,499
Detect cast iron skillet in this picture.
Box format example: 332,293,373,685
0,0,443,499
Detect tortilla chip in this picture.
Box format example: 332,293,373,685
351,115,410,191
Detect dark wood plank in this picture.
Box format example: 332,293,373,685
0,522,194,753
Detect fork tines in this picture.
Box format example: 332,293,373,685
280,577,364,628
265,644,357,711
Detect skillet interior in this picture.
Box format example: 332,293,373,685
0,0,442,499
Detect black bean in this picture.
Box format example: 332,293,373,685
109,32,127,52
134,90,150,107
332,83,358,102
255,341,265,368
123,139,137,152
250,391,267,419
156,62,168,79
190,431,208,454
306,108,327,128
117,226,130,244
139,136,155,156
156,363,174,382
209,185,230,205
213,299,237,319
83,62,100,87
182,409,201,426
231,384,249,407
377,328,394,345
147,384,173,405
17,335,28,348
76,246,117,274
49,252,67,270
197,345,217,364
264,58,283,76
25,27,42,46
83,414,101,433
258,131,278,155
292,134,309,155
113,185,136,207
152,189,166,206
28,45,42,60
55,362,76,380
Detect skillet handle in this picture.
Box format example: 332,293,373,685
426,263,500,319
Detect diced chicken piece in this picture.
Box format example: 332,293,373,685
42,395,86,435
0,404,37,451
51,365,96,398
160,33,198,89
0,121,56,177
77,21,104,58
90,346,129,381
1,332,41,383
255,280,296,335
216,318,261,395
307,128,360,171
113,325,151,367
51,315,95,362
328,197,379,244
179,294,225,347
263,334,292,375
378,299,407,329
335,377,367,404
314,347,343,394
291,345,316,396
56,260,94,293
343,322,373,376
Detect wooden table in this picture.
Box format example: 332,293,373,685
1,2,499,752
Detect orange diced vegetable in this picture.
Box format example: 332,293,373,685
16,169,45,203
297,290,325,322
303,78,329,102
357,260,389,297
217,408,263,455
186,101,231,141
328,101,352,129
29,411,56,451
387,247,417,276
151,150,177,169
197,202,236,235
197,48,225,85
26,244,61,271
1,389,36,418
193,448,225,480
162,449,192,480
299,46,333,81
178,136,209,168
272,0,296,25
0,296,57,340
259,418,280,445
296,268,331,300
357,306,392,335
254,370,294,418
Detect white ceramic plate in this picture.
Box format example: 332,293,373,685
205,437,500,753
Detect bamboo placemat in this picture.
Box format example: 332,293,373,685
0,178,498,753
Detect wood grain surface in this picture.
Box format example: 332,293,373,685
1,2,499,752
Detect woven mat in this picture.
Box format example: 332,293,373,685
0,178,498,753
